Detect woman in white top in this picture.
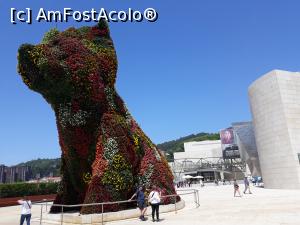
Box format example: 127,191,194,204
149,185,161,222
18,196,32,225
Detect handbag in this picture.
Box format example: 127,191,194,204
25,201,31,209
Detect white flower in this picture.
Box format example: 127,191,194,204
58,103,91,128
103,138,119,161
104,87,116,110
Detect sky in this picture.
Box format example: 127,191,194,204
1,0,300,165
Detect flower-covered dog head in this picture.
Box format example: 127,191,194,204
18,21,117,106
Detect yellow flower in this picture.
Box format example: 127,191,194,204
133,135,139,146
83,172,92,184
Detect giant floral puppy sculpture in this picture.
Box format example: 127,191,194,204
17,21,177,214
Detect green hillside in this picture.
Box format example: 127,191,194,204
17,158,61,178
157,132,220,161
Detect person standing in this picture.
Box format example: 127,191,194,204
149,185,161,222
129,186,147,221
243,177,252,194
200,179,204,187
233,179,242,197
18,196,32,225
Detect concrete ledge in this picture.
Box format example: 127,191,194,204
42,200,185,224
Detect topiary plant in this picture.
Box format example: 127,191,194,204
17,20,177,214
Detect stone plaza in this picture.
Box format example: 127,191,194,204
1,184,300,225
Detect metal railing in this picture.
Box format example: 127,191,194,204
33,189,200,225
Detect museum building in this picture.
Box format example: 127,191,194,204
249,70,300,189
170,70,300,189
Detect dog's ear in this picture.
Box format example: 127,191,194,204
97,19,110,38
18,44,40,90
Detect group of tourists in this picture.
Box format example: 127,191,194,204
233,177,253,197
17,185,162,225
130,184,162,222
214,179,232,185
17,178,253,224
176,180,192,188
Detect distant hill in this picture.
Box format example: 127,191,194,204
15,132,220,178
17,158,61,178
157,132,220,161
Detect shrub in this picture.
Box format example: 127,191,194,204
0,182,58,198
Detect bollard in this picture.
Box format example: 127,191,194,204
40,204,43,225
174,196,177,214
43,199,47,212
61,206,63,225
194,190,197,207
101,204,104,224
197,190,200,207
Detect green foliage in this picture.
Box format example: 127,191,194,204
42,28,59,44
17,158,61,178
0,182,58,198
157,132,220,162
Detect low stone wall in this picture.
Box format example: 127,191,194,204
0,194,56,207
42,200,185,224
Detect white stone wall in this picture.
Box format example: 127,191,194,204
249,70,300,189
174,140,222,163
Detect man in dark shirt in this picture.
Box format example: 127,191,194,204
129,186,147,221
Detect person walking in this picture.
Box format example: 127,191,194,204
233,179,242,197
243,176,252,194
129,186,147,221
149,185,161,222
18,196,32,225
